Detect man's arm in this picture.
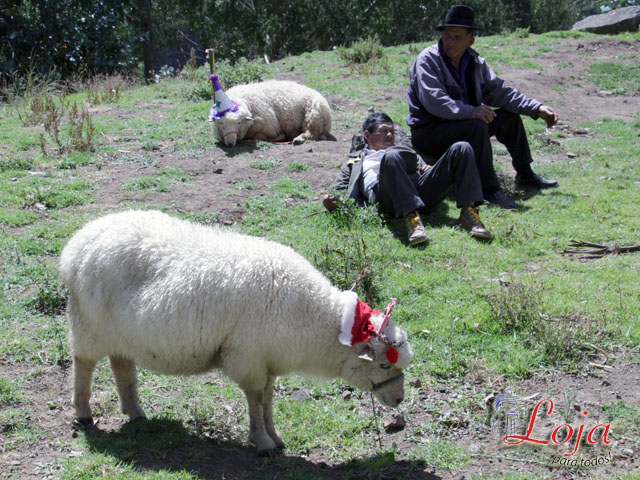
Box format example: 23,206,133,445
411,53,476,120
479,62,542,118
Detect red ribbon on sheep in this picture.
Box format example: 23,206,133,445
339,293,399,364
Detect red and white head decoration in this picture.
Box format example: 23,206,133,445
208,73,239,120
339,291,400,364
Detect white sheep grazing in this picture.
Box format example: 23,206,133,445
212,80,332,147
59,210,413,456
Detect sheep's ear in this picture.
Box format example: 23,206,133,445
357,344,375,362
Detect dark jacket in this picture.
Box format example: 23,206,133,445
407,40,542,128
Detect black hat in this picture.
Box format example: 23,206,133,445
435,5,483,31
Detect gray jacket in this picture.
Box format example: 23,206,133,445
407,40,542,128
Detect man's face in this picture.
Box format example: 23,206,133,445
364,122,395,151
442,26,474,64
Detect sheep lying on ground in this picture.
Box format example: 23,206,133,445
59,210,413,456
210,79,332,147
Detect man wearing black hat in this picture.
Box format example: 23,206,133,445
408,5,559,209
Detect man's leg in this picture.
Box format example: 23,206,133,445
490,109,558,188
377,147,429,246
488,109,532,173
411,120,499,192
416,142,492,239
412,121,519,209
414,141,483,209
377,147,425,217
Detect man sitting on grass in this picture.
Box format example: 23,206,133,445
407,5,559,209
323,112,491,246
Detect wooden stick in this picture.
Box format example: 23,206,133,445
205,48,216,100
206,48,216,74
563,239,640,258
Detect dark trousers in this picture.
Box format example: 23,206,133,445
410,109,533,192
376,143,483,218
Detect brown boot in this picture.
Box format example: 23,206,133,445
404,211,429,246
459,206,492,239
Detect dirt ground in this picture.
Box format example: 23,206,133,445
1,37,639,479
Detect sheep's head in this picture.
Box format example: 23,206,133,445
213,103,253,147
339,293,414,407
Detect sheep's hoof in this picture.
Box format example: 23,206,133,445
74,416,94,427
257,447,281,458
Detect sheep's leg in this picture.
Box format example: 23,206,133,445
73,356,97,424
293,131,312,145
244,387,278,456
109,355,146,420
263,375,285,450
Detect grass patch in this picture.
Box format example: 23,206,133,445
0,208,39,227
0,377,27,406
588,61,640,95
248,157,281,170
56,152,97,170
286,160,309,173
122,167,192,192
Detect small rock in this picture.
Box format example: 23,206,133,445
341,390,353,400
567,152,577,158
409,377,422,388
383,412,406,431
291,389,312,401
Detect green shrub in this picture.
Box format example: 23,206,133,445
182,58,266,101
337,35,390,75
27,275,68,317
481,279,543,333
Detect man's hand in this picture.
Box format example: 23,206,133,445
322,194,339,212
537,105,558,128
471,105,496,124
419,165,432,174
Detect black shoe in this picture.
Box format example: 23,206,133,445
484,189,520,209
515,173,558,189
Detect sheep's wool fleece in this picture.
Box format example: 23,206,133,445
220,80,331,142
59,210,346,377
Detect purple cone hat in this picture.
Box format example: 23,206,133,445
209,73,239,120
